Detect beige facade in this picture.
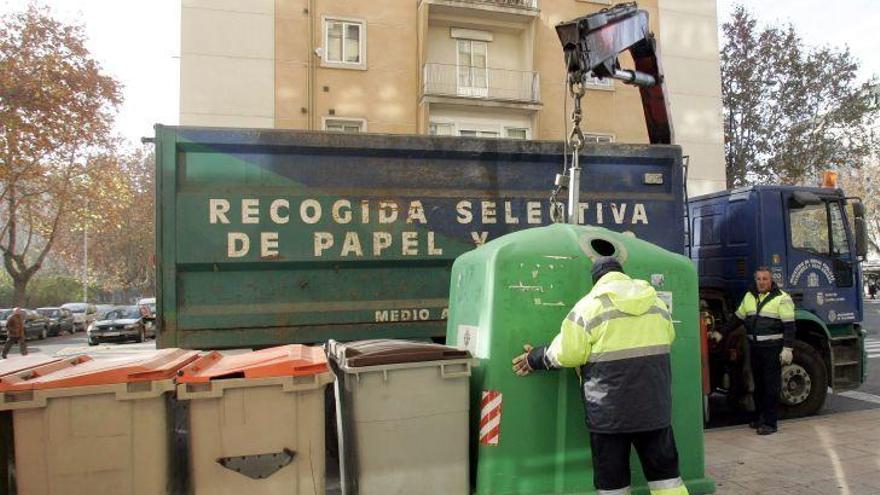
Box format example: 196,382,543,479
180,0,726,192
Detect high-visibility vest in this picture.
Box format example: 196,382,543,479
541,271,675,433
734,286,795,345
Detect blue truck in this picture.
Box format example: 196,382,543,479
690,185,868,417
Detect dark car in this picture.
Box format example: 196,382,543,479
87,306,147,345
0,309,50,341
36,307,74,337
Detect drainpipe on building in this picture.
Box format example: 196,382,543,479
308,0,317,130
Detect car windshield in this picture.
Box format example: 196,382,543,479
103,307,140,320
63,303,86,313
0,310,10,320
37,309,60,317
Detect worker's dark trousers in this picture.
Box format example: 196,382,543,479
1,336,27,358
750,342,782,429
589,426,681,492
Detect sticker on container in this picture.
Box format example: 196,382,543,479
657,291,673,314
480,390,503,447
457,324,481,357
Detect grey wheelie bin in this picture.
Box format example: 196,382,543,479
328,339,473,495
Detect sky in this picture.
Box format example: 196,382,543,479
0,0,877,147
0,0,181,148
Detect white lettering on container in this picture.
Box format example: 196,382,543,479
314,232,334,256
457,201,473,224
270,200,289,224
261,232,279,257
300,199,322,224
210,199,231,224
228,232,250,257
241,199,260,224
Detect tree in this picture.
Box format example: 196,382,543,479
0,5,122,305
52,150,155,297
721,5,878,188
838,128,880,258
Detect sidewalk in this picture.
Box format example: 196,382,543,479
705,409,880,494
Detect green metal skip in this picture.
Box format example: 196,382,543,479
446,224,715,494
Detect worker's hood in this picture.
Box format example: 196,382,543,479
591,271,657,316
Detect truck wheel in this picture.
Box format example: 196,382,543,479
779,340,827,418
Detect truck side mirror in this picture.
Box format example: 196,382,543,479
851,199,868,259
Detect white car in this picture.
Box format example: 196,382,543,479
60,302,98,332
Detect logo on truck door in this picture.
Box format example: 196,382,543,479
789,259,835,287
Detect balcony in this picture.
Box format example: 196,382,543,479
421,0,539,18
422,63,541,106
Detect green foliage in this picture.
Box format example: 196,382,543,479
0,273,101,308
721,5,878,188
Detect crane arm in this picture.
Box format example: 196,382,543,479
555,2,673,144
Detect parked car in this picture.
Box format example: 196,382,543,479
61,302,99,332
87,306,147,345
137,297,157,339
95,304,116,316
0,309,50,341
36,307,74,336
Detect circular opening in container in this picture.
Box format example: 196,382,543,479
591,238,617,257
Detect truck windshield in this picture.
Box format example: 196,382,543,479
790,203,830,255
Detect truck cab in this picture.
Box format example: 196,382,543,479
689,185,869,417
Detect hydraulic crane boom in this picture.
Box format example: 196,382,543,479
555,2,673,144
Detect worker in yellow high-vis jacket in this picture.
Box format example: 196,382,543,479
512,257,688,495
712,266,795,436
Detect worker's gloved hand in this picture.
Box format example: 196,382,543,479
512,344,534,376
709,331,723,344
780,347,793,366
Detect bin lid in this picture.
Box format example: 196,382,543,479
176,344,328,383
0,354,61,376
0,349,200,391
331,339,469,368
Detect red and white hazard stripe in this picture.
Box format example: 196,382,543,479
479,390,503,446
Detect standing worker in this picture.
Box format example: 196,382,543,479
512,257,688,495
711,266,794,435
2,308,28,358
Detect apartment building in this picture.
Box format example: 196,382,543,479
180,0,726,194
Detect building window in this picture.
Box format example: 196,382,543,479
323,17,365,68
583,133,614,143
457,40,488,97
429,123,455,136
324,118,366,133
460,129,499,138
505,127,529,140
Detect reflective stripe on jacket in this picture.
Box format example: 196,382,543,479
734,284,795,347
530,271,675,433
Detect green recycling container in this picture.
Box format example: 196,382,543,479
446,224,714,495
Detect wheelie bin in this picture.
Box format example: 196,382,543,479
176,344,331,495
328,339,473,495
0,348,200,495
0,354,62,495
446,224,715,494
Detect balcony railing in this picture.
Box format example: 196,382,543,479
458,0,538,9
423,0,538,10
423,63,541,104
